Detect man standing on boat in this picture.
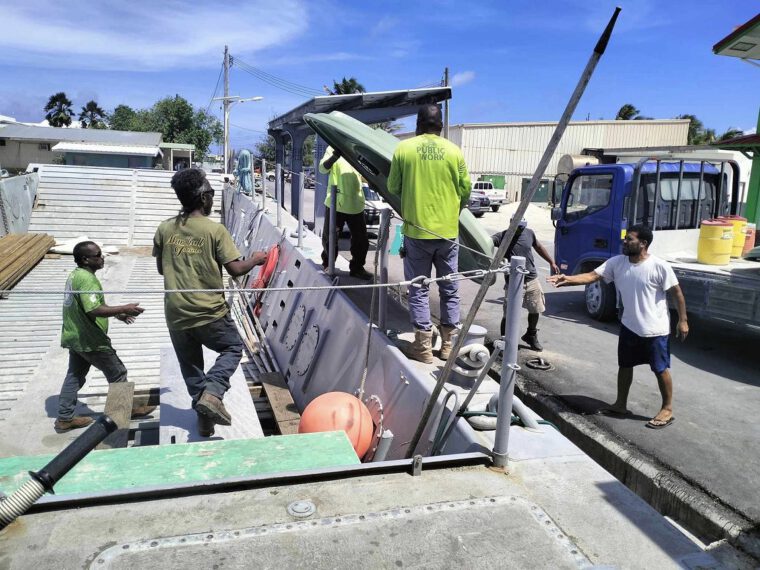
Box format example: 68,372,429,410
319,146,372,280
154,168,266,436
547,225,688,429
55,241,149,432
388,104,471,363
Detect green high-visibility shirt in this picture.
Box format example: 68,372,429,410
61,268,111,353
153,215,241,330
387,134,471,239
320,147,365,215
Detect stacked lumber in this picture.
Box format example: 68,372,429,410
0,233,56,291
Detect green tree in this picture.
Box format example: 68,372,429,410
676,114,717,145
108,96,222,160
44,92,74,127
328,77,366,95
79,100,107,129
615,103,640,120
719,128,744,142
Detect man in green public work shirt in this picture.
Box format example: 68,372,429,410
154,168,266,437
319,146,371,280
56,241,146,433
388,104,471,364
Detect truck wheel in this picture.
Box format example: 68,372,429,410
474,212,485,218
491,205,500,213
585,281,617,321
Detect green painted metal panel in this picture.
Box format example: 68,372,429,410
479,175,505,189
0,432,359,498
304,111,495,272
522,179,551,203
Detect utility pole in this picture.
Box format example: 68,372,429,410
223,45,230,173
443,67,450,140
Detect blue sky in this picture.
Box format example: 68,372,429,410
0,0,757,154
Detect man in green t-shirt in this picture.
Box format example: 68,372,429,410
56,241,146,433
319,146,371,280
154,168,266,436
388,104,471,363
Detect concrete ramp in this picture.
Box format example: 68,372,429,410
28,164,223,246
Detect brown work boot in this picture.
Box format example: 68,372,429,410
130,404,157,418
54,416,94,433
197,412,215,437
196,391,232,426
438,325,458,360
401,329,434,364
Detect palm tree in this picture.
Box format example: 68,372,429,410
615,104,640,120
329,77,366,95
676,114,714,145
44,92,74,127
719,128,744,142
79,100,107,129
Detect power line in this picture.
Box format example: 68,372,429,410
204,63,225,115
232,56,322,98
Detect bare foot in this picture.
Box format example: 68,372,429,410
596,405,631,417
646,409,675,429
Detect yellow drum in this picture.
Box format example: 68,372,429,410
697,219,733,265
717,215,747,258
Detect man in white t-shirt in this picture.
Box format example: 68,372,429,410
548,225,688,429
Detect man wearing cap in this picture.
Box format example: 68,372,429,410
492,218,559,351
153,168,267,436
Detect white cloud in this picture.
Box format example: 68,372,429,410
0,0,308,71
452,71,475,87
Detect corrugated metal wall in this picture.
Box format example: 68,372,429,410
28,165,223,246
456,120,689,200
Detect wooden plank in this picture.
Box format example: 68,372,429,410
96,381,135,450
259,371,301,435
159,347,264,444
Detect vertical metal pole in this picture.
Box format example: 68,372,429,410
297,169,305,249
443,67,450,140
674,160,684,230
653,160,661,230
377,208,392,330
695,161,705,226
261,158,267,211
717,161,726,217
328,184,338,275
275,163,282,228
492,256,525,469
223,45,230,173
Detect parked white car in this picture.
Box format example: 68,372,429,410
472,181,507,212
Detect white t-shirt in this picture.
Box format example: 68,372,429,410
594,255,678,337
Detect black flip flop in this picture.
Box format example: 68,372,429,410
646,417,676,429
595,408,632,417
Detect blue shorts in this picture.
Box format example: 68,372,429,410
617,325,670,374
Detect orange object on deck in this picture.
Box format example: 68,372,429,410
299,392,374,458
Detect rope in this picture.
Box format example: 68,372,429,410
0,267,508,297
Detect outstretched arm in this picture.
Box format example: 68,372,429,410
547,271,601,287
225,251,268,277
668,284,688,340
89,302,144,318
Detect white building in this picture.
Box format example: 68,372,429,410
403,119,690,201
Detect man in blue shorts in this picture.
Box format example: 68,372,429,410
548,225,688,429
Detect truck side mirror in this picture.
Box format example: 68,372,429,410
550,207,562,221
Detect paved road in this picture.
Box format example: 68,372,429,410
267,181,760,528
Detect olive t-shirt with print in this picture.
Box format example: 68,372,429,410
153,215,241,330
61,268,111,352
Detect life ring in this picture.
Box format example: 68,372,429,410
251,245,280,316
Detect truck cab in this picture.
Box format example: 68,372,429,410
551,159,737,320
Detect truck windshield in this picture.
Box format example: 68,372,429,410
565,174,613,221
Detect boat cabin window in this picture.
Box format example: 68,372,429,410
564,174,613,222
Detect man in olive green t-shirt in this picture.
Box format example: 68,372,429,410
388,104,471,363
319,146,371,280
154,168,266,436
55,241,145,433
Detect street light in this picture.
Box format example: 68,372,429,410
212,95,264,173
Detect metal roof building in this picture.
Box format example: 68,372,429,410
430,119,690,201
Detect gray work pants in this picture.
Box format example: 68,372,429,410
168,313,243,406
58,348,127,420
402,236,460,331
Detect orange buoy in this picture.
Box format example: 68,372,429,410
299,392,374,458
